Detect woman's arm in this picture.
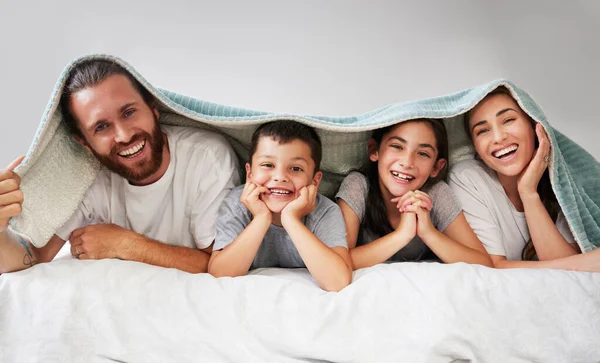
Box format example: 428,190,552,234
419,211,493,267
517,124,578,260
490,251,600,272
521,193,579,260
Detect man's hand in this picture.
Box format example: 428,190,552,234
0,156,25,233
70,223,136,260
281,185,318,223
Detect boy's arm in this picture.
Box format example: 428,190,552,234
208,214,270,277
281,217,352,292
208,182,272,277
282,186,352,292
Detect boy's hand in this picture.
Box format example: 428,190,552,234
240,181,272,221
0,156,25,233
281,185,318,222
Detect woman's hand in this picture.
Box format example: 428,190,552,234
518,123,551,197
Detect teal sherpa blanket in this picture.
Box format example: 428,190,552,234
10,54,600,253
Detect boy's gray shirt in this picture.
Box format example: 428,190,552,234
214,185,348,269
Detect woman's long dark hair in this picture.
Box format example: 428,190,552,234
362,119,449,238
463,87,560,260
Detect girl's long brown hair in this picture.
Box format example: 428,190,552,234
363,119,449,238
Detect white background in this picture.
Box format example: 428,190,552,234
1,0,598,167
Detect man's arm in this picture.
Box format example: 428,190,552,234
69,223,212,273
0,156,69,273
120,235,212,273
0,231,66,274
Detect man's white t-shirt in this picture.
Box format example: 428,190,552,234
448,159,575,260
55,125,240,250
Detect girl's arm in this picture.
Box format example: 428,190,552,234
338,200,360,249
418,210,493,267
338,199,416,270
400,191,493,267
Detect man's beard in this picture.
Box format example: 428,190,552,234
90,118,165,183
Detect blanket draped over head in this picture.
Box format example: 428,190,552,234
11,54,600,252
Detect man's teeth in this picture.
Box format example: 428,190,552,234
270,189,291,195
119,141,145,157
391,171,414,181
493,145,518,158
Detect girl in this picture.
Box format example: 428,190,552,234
336,118,493,270
449,86,600,270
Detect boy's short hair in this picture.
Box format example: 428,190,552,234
249,120,322,172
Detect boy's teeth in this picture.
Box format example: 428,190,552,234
270,189,291,195
119,141,145,156
493,145,518,158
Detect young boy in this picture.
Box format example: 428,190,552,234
208,121,352,292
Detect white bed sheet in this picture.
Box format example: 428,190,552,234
1,259,599,363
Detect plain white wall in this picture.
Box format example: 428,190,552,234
1,0,599,168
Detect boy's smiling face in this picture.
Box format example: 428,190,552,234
246,136,322,213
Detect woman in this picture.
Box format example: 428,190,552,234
449,87,600,270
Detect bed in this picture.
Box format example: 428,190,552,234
1,54,599,362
